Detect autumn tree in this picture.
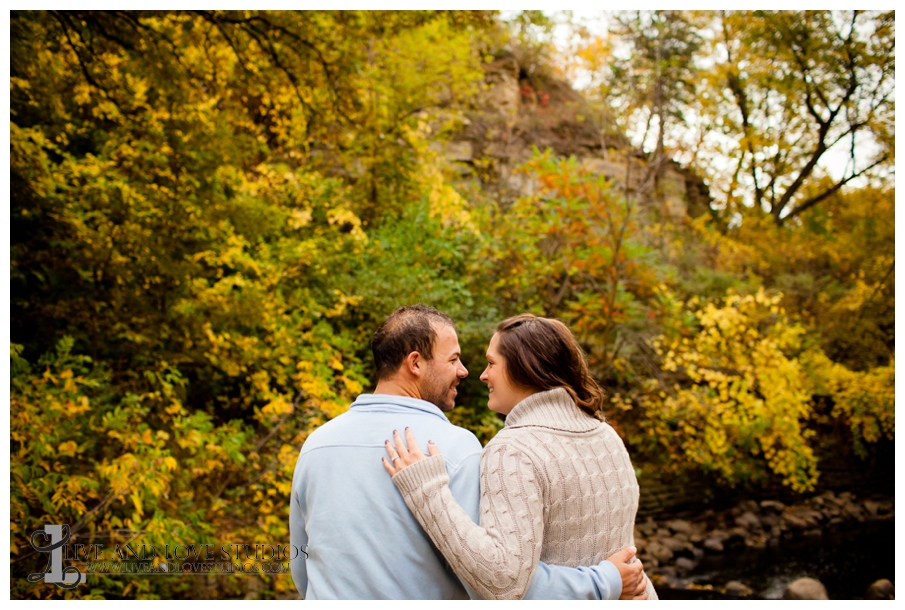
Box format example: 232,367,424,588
689,182,895,370
707,10,894,223
477,151,673,382
629,287,893,492
572,11,893,224
607,11,702,187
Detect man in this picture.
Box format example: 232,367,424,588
290,304,647,599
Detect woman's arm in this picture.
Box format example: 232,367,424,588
386,429,544,600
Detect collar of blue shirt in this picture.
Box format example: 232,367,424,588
349,393,451,421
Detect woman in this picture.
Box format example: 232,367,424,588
382,314,657,600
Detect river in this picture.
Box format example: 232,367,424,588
656,519,894,600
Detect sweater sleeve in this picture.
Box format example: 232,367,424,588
392,445,544,600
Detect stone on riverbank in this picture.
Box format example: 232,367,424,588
784,507,823,530
864,500,880,518
866,579,894,600
667,519,693,534
760,513,780,528
633,536,646,552
702,537,724,552
637,518,657,538
760,500,785,512
844,501,865,520
725,580,753,596
735,511,761,529
661,536,688,553
647,540,674,563
728,526,748,543
782,577,829,600
738,500,759,513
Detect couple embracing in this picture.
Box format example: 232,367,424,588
290,305,657,600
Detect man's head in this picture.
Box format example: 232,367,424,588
371,304,467,411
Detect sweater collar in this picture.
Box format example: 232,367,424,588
504,387,600,432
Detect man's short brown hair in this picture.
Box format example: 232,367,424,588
371,305,456,381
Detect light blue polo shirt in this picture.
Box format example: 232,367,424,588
289,393,621,599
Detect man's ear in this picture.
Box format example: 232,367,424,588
403,351,422,377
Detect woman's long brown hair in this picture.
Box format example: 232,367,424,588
494,314,604,419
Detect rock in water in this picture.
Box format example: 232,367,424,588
760,499,785,512
648,541,674,563
725,580,753,596
782,577,829,600
667,519,693,534
703,537,724,552
866,579,894,600
735,511,761,529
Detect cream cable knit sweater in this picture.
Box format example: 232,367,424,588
392,387,658,600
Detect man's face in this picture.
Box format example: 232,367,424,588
420,324,468,412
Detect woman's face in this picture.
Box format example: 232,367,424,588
480,333,534,415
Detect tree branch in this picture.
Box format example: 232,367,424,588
781,152,889,223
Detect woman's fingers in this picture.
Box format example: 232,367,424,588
393,429,409,461
404,428,425,459
383,428,437,476
384,439,400,475
385,427,430,470
381,456,397,476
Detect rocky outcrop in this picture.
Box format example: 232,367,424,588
436,52,712,221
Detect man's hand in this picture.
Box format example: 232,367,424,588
606,546,649,600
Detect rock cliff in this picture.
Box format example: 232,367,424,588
434,52,712,220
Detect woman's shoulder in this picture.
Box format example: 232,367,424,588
479,432,549,485
595,419,626,439
484,426,526,447
484,425,581,464
481,428,541,460
495,417,631,460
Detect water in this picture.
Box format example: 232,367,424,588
656,520,894,600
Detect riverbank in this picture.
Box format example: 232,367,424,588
636,490,895,599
